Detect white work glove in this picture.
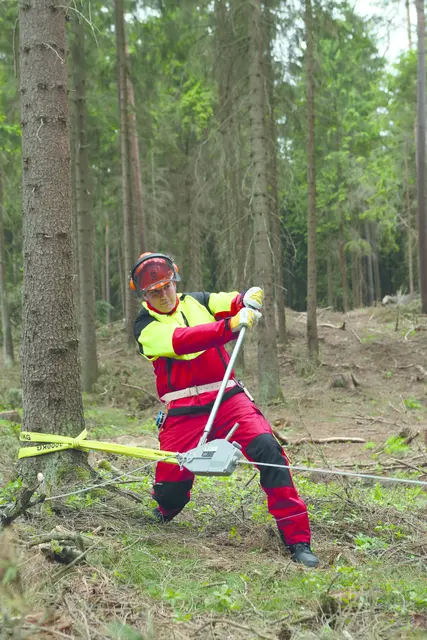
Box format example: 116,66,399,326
243,287,264,310
230,307,262,332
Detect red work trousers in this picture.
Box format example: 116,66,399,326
153,392,311,545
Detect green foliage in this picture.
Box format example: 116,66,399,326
403,398,422,410
384,436,409,455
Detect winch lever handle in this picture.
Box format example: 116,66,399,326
197,326,247,446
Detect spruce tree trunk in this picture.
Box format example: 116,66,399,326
0,169,14,367
264,0,286,345
117,238,125,319
248,0,281,400
416,0,427,313
351,251,361,308
407,0,413,50
404,139,415,295
70,108,80,326
19,0,85,485
365,221,375,306
305,0,318,359
115,0,137,345
339,219,349,312
125,45,146,253
327,255,334,308
105,216,111,324
371,222,381,303
71,16,98,392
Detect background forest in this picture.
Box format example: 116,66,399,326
0,0,422,367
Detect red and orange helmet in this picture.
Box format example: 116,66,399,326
129,252,180,296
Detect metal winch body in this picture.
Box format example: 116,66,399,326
177,439,242,476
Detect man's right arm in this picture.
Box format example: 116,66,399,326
135,315,236,360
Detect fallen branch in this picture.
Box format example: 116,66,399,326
53,540,100,582
28,529,88,549
272,430,365,446
1,483,45,528
319,321,346,330
120,382,158,401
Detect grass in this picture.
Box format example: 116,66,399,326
2,310,427,639
50,469,426,638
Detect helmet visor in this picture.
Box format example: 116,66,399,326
133,258,180,295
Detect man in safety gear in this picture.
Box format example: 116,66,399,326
131,252,319,568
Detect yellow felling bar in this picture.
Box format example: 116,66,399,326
18,430,179,465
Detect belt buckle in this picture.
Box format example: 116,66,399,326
193,385,200,396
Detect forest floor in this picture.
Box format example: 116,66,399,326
1,303,427,640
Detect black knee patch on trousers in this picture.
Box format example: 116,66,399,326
245,433,293,488
153,480,193,512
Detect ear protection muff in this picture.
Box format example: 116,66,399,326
129,253,179,293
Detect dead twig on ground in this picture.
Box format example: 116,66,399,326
390,457,426,475
350,328,362,343
192,617,270,639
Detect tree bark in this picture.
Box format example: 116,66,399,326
115,0,137,345
364,220,375,306
339,218,349,312
71,15,98,392
19,0,85,486
125,45,146,253
351,250,361,309
371,221,381,303
0,169,14,367
105,215,111,324
248,0,281,400
407,0,413,50
404,139,415,295
416,0,427,313
305,0,318,359
264,0,286,345
327,254,334,308
69,105,79,327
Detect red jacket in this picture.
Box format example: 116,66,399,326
134,291,245,415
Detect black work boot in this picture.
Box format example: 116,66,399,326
288,542,319,568
152,507,172,524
